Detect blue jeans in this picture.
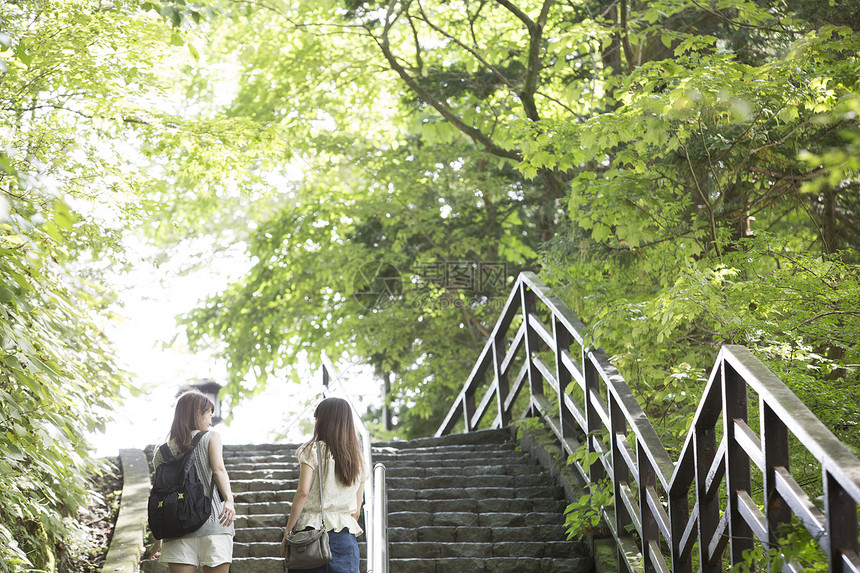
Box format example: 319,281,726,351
287,529,359,573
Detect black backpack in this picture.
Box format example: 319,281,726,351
147,431,214,540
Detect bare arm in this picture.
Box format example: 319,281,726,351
280,463,314,557
208,431,235,526
353,481,365,521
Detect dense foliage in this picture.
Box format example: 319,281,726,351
171,0,860,444
0,1,185,569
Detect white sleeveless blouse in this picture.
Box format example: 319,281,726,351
294,441,366,536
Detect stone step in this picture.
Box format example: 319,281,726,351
229,469,297,481
387,557,590,573
235,485,562,506
234,513,288,528
232,479,296,493
370,450,525,463
229,473,553,493
385,497,567,514
372,442,517,455
234,490,293,503
223,444,298,455
385,474,553,490
235,526,284,543
373,429,513,449
223,450,525,466
223,461,298,472
221,430,515,455
236,501,290,515
388,511,566,528
232,539,577,560
223,557,282,573
388,485,563,501
224,457,535,474
388,524,568,543
385,463,538,478
389,541,580,559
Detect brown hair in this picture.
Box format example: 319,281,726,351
169,390,215,453
311,397,363,487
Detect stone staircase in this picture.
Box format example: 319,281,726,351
141,429,591,572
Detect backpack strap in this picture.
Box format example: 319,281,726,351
316,441,326,531
190,430,208,449
158,429,209,463
159,443,174,462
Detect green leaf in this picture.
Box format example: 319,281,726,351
0,286,14,303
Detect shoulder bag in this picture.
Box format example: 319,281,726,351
284,441,333,570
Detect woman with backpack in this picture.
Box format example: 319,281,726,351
279,397,367,573
150,390,236,572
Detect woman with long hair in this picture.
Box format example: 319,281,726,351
280,397,367,573
150,390,236,573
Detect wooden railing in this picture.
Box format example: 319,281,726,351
437,272,860,572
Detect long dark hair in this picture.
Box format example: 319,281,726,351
312,397,363,486
170,390,214,453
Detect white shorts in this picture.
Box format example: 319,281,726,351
159,534,233,567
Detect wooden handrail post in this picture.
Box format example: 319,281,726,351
586,353,607,483
493,331,511,428
520,283,544,408
639,445,659,573
825,470,859,572
694,372,723,573
761,401,790,550
668,486,692,573
609,393,630,542
463,391,476,433
723,362,753,564
554,316,575,443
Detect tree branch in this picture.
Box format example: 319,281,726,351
371,4,522,161
791,311,860,331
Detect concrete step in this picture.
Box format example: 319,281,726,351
234,490,293,503
229,469,297,480
370,450,525,463
232,539,578,560
236,500,290,515
388,524,568,543
223,450,525,467
388,511,567,528
230,473,553,493
385,463,538,478
385,473,553,490
388,485,563,501
232,479,297,493
387,497,567,514
234,513,288,528
387,557,590,573
386,541,581,559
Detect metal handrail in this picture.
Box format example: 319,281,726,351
321,355,388,573
372,463,388,573
438,271,860,573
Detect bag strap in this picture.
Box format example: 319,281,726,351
158,430,207,463
159,443,173,462
316,441,326,530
